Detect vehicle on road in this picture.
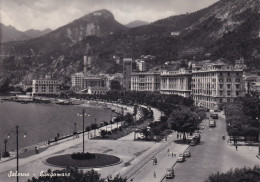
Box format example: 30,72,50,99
183,149,191,157
209,120,216,127
165,168,175,179
177,154,185,162
211,113,218,119
190,135,200,146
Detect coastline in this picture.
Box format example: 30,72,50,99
0,99,134,163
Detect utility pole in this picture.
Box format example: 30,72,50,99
16,126,19,182
82,109,85,154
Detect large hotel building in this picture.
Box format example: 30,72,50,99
191,62,243,109
131,71,160,91
131,61,243,109
160,68,192,97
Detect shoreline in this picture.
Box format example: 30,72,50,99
0,99,134,162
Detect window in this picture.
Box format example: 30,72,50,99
236,84,240,89
219,84,223,89
236,91,239,96
227,84,231,89
227,91,231,96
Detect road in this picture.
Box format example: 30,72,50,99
163,113,257,182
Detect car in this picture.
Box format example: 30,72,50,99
177,154,185,162
165,168,175,179
209,120,216,127
190,135,200,146
190,140,196,146
211,113,218,119
183,150,191,157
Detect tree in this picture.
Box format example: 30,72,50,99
141,127,150,140
205,166,260,182
100,129,107,138
168,107,200,142
110,80,121,90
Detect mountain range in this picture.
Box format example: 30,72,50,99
0,0,259,86
0,23,52,43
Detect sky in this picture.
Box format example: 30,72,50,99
0,0,219,31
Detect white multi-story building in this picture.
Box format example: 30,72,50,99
71,72,84,90
192,62,243,109
131,71,160,92
32,79,60,96
160,68,192,97
136,60,146,72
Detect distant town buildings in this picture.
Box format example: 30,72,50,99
32,79,60,96
123,58,132,91
131,71,160,91
69,56,251,110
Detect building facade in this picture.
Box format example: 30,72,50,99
136,60,147,72
87,86,109,95
192,62,243,109
83,75,106,88
123,58,132,90
71,72,84,90
131,71,160,92
32,79,60,95
160,68,192,97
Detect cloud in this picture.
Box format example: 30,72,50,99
0,0,219,31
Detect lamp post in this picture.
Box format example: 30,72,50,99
78,109,89,154
4,139,7,154
8,126,26,182
74,123,77,132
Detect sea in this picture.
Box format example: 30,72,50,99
0,101,116,152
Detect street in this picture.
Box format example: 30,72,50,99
164,113,257,182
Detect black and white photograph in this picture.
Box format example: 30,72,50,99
0,0,259,181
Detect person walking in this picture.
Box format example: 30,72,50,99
235,143,238,151
177,133,179,139
153,172,156,178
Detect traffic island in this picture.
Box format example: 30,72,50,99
45,153,121,168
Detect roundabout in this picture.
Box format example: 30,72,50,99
45,153,121,168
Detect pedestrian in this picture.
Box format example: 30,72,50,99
153,172,156,178
167,148,170,156
177,133,179,139
235,143,238,151
172,152,173,157
57,133,60,138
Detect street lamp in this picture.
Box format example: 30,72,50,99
4,139,8,154
77,109,90,154
7,126,26,182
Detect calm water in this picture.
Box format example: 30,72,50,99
0,101,115,152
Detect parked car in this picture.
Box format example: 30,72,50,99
165,168,175,179
211,113,218,119
190,135,200,146
209,120,216,127
177,154,185,162
183,149,191,157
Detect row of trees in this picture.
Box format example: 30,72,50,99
69,90,194,116
205,165,260,182
27,167,127,182
225,93,259,142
